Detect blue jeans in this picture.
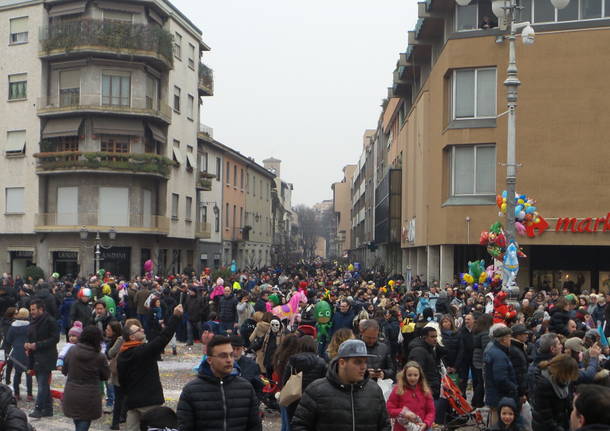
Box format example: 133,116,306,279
74,419,91,431
35,371,52,413
220,321,235,335
13,368,32,397
280,405,291,431
105,382,114,407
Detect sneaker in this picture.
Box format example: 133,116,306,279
29,410,43,419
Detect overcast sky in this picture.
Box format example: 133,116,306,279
171,0,418,206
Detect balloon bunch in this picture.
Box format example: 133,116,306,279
461,260,487,290
480,221,507,259
496,191,542,236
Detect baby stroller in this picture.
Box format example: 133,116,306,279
439,371,488,431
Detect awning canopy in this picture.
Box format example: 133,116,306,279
95,0,143,13
92,118,144,136
147,123,167,144
172,147,183,165
186,152,196,170
42,117,83,139
48,1,87,17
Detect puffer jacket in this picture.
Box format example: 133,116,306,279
472,330,491,369
281,352,327,419
407,337,441,399
483,340,518,408
5,320,29,371
365,340,396,381
291,359,391,431
176,361,261,431
441,329,459,368
69,300,92,327
0,384,32,431
218,294,238,324
531,369,571,431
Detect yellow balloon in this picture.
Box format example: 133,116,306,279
518,199,525,205
535,218,540,223
501,203,507,213
479,272,487,284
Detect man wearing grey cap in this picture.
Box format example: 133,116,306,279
484,325,518,424
291,339,391,431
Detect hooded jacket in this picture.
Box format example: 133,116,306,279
176,361,261,431
490,397,526,431
291,359,391,431
483,340,518,408
5,320,29,370
0,384,32,431
407,337,441,399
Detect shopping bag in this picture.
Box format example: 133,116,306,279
377,378,394,401
278,367,302,406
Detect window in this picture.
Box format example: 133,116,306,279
198,152,208,172
453,68,496,120
260,179,263,199
101,136,129,153
60,70,80,107
216,157,221,181
146,75,159,110
10,17,28,44
187,94,194,120
456,1,494,30
188,43,195,69
225,203,230,226
226,161,230,184
102,74,130,106
6,130,26,156
520,0,608,23
57,136,79,154
215,210,220,232
174,32,182,59
8,74,26,100
103,10,132,22
99,187,128,225
233,166,237,186
253,175,256,196
172,193,179,219
450,145,496,196
201,205,207,223
240,207,243,228
233,205,236,230
6,187,24,214
240,169,244,189
173,86,181,112
185,196,192,221
246,174,250,193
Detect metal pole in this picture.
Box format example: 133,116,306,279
95,232,101,274
504,0,520,247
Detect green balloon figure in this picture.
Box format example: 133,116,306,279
315,300,332,347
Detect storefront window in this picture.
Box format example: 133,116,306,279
533,270,590,293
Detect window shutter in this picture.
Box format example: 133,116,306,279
9,74,26,83
60,70,80,89
6,130,26,153
6,188,24,213
10,17,28,33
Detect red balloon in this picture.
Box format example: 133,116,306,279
480,231,490,245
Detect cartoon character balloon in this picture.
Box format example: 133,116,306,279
314,300,333,343
503,242,520,287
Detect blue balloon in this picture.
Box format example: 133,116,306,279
526,206,536,214
515,206,523,217
502,190,508,199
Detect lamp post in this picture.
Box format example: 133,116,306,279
80,227,116,274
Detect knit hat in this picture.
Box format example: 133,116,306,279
15,308,29,320
69,321,83,338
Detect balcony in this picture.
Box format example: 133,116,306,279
35,212,169,235
197,123,214,143
37,94,172,124
39,19,174,70
195,221,212,239
197,174,213,191
198,63,214,96
33,151,174,178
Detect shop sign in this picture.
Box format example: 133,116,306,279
11,251,33,258
54,251,77,260
533,215,610,237
100,249,129,260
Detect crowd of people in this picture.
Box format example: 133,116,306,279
0,261,610,431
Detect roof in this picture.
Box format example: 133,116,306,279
204,139,276,179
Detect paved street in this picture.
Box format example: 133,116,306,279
18,342,280,431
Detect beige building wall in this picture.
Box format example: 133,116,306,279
332,164,356,255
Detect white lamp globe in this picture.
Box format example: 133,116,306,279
492,0,507,18
521,24,535,45
456,0,472,6
550,0,570,9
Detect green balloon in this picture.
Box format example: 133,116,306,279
97,268,105,277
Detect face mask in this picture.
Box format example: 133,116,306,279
270,320,280,333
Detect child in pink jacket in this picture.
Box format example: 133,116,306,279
386,361,436,431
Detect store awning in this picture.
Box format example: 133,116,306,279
147,123,167,144
92,118,144,136
186,152,196,170
42,117,83,139
48,1,87,17
172,147,183,165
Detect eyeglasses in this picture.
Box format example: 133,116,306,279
208,353,232,359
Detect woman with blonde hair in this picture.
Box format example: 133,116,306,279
532,354,579,431
387,361,435,431
326,328,354,361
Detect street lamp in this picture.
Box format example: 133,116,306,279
455,0,569,286
80,227,116,274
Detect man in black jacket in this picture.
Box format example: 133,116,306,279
69,288,92,327
218,286,238,334
291,339,390,431
26,299,59,418
177,335,261,431
360,319,395,381
118,303,183,431
408,326,442,399
455,313,475,396
508,324,531,404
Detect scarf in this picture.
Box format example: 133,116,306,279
542,369,569,399
120,340,144,353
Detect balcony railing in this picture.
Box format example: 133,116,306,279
33,151,175,178
35,212,169,234
198,63,214,96
198,123,213,141
40,19,174,68
37,94,172,123
195,221,212,239
197,175,213,191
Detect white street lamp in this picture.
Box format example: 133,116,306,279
455,0,472,6
550,0,571,9
492,0,507,18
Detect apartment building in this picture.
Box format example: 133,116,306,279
0,0,213,277
331,164,356,257
343,0,610,291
